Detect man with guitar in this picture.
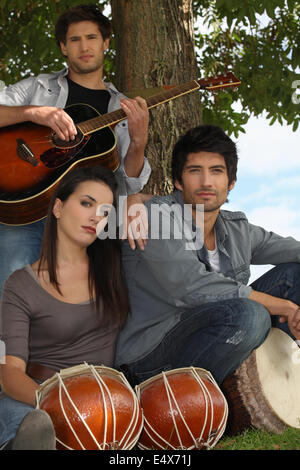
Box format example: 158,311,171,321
0,4,150,297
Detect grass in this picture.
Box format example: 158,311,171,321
214,427,300,450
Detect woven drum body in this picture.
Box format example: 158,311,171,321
136,367,228,450
36,364,143,450
221,328,300,435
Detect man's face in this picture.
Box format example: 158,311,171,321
60,20,109,75
175,151,235,213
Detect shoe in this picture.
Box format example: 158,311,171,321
12,409,56,450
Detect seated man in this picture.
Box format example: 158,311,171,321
115,124,300,387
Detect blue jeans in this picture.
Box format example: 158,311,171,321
0,219,45,298
120,263,300,387
0,388,35,447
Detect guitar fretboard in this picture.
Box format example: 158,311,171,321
76,73,240,136
77,80,201,135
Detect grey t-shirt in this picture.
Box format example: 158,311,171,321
0,265,119,370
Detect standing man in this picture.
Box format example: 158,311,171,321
0,4,150,296
115,124,300,386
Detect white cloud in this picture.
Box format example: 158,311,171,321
236,115,300,175
246,204,300,239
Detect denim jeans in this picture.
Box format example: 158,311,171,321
0,219,45,298
120,263,300,387
0,388,35,447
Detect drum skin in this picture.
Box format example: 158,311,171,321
221,328,300,435
38,367,143,450
136,368,228,450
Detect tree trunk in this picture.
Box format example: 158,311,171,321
110,0,202,195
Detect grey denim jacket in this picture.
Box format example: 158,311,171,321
0,68,151,196
115,191,300,366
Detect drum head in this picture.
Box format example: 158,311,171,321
256,328,300,429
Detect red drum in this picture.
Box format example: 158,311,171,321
221,328,300,435
36,363,143,450
135,367,228,450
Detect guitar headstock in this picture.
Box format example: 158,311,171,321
198,72,241,91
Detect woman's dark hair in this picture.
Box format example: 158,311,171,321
38,165,129,327
172,125,238,186
55,4,112,45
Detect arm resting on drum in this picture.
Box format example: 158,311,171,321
249,289,300,339
0,355,39,406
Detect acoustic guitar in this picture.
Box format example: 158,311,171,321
0,72,241,225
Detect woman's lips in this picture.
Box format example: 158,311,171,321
82,226,96,234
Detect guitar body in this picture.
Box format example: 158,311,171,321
0,104,119,225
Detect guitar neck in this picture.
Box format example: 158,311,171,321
77,75,240,135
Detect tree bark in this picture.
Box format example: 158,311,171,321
110,0,202,195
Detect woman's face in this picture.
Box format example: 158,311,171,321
53,180,114,248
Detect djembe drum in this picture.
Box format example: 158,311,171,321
36,363,143,450
135,367,228,450
221,328,300,435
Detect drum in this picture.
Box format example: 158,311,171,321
221,328,300,435
36,363,143,450
135,367,228,450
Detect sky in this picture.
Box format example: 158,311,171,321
225,112,300,282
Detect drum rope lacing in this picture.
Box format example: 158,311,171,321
36,363,143,450
136,367,228,450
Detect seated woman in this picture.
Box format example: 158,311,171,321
0,166,129,449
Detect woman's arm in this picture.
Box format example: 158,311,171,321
0,355,39,406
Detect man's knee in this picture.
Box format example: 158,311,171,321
232,298,271,350
272,262,300,279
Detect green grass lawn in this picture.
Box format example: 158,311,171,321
214,427,300,450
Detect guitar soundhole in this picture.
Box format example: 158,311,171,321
51,126,84,149
40,135,90,169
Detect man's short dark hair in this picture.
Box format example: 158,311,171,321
55,4,111,45
172,125,238,186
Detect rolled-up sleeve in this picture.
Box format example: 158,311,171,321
114,119,151,195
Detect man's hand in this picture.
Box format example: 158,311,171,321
278,306,300,340
120,97,149,177
120,97,149,150
122,193,151,251
249,290,300,339
24,105,77,141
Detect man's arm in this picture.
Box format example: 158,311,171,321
0,104,77,141
123,193,153,250
249,290,300,339
120,97,149,177
250,222,300,265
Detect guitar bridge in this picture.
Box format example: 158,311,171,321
16,139,39,166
